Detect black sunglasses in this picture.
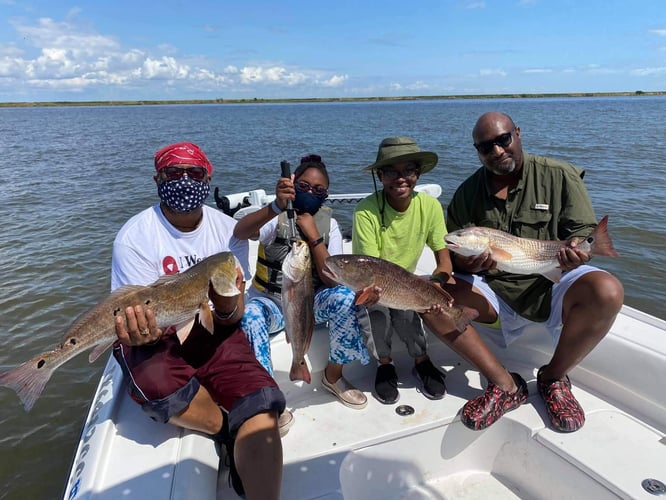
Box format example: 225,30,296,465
474,131,514,155
161,166,208,181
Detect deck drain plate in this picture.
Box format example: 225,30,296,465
642,478,666,495
395,405,414,416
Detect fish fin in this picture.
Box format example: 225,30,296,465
454,306,480,333
591,215,619,257
430,284,455,305
541,268,562,283
176,318,196,344
354,289,372,305
0,355,56,412
148,274,181,287
489,246,513,261
108,284,147,299
302,322,314,355
199,303,215,334
88,341,115,363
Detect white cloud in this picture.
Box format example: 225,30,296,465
649,29,666,36
1,15,355,98
390,80,432,91
238,65,322,86
524,68,553,74
479,68,507,77
140,57,190,79
319,74,348,87
630,67,666,76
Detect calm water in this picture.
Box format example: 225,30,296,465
1,98,665,499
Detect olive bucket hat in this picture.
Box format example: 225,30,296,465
363,136,438,174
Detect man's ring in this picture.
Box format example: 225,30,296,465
140,328,150,336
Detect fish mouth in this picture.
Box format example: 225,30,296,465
320,264,337,281
444,237,459,249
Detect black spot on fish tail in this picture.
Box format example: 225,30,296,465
69,338,77,345
37,359,46,369
113,308,121,316
145,300,151,305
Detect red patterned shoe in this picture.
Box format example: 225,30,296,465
461,372,528,430
537,366,585,432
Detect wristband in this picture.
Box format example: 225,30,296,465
270,200,283,214
213,304,238,321
309,237,324,248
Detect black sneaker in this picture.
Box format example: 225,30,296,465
213,415,244,496
375,364,399,404
414,359,446,400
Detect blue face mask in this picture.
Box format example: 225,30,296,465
293,191,325,215
158,177,210,213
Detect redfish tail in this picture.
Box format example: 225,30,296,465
591,215,619,257
289,360,311,384
0,356,55,412
454,306,480,333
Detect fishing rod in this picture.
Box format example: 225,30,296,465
280,160,298,243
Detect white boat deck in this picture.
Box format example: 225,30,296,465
63,242,666,500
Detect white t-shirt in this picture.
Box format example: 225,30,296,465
111,204,250,290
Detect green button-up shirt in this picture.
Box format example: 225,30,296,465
446,152,598,321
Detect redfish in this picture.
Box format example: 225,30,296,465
281,240,315,383
323,254,478,332
0,251,240,411
444,215,619,283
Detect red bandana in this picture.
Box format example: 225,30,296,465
154,142,213,174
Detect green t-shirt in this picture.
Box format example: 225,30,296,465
446,152,598,322
353,190,447,272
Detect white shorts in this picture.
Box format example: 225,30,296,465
455,265,604,348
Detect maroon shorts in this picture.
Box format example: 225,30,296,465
113,323,285,434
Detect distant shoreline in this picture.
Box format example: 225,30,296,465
1,90,664,108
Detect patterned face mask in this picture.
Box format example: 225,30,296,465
157,176,210,213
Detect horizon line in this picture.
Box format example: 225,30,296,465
1,90,664,108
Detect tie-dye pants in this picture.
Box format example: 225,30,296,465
240,285,371,376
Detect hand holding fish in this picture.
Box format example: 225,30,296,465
454,251,497,274
558,241,591,272
355,285,383,307
209,265,245,324
115,305,163,346
445,216,617,283
295,212,319,240
0,251,240,411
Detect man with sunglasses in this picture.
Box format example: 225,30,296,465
352,136,450,405
233,154,371,421
426,112,624,432
111,142,285,498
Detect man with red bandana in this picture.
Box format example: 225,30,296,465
111,142,285,499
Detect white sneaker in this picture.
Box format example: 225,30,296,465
278,409,294,437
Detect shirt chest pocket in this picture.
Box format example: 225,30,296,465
511,210,553,239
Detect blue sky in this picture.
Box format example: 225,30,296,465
1,0,665,102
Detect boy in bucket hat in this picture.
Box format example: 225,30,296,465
352,137,451,404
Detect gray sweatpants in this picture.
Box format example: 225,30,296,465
362,304,428,361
